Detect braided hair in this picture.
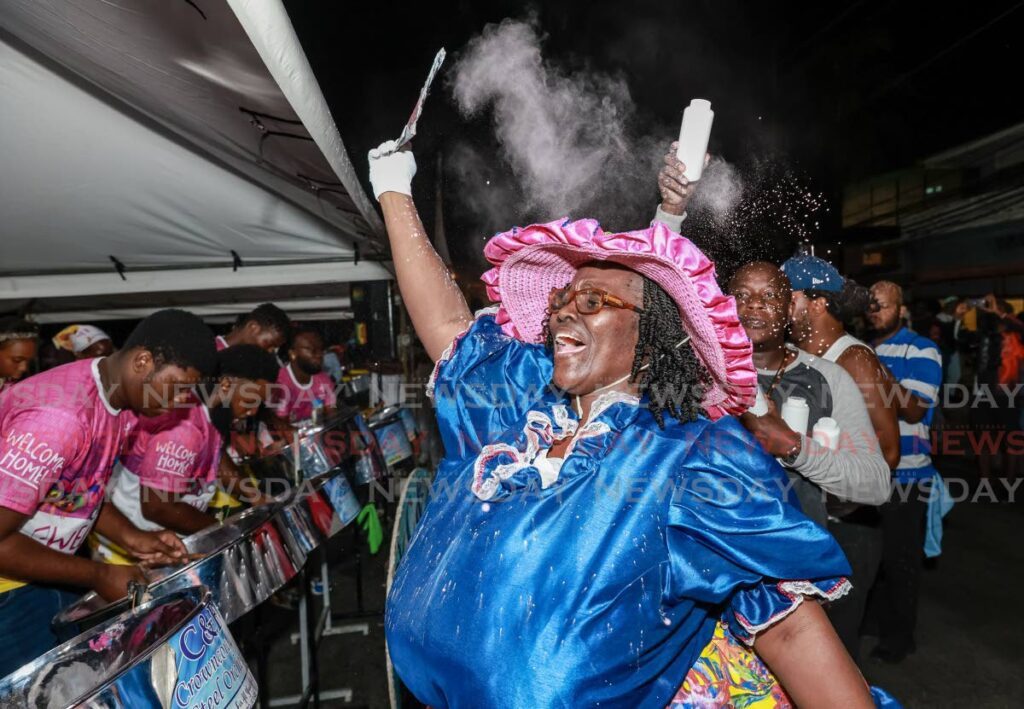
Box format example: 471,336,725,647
543,275,709,428
0,317,38,346
632,278,709,427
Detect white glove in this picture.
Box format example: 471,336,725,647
368,140,416,200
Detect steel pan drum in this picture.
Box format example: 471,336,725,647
55,463,365,640
341,373,371,408
239,410,362,487
1,587,256,709
275,478,330,565
367,406,414,474
54,503,293,638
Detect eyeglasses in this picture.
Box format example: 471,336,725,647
548,284,644,315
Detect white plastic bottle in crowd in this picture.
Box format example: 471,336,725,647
749,385,769,416
676,99,714,182
812,417,841,450
780,397,810,435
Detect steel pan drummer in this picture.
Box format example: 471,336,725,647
210,303,290,513
0,310,212,678
95,346,279,557
271,327,337,426
213,302,290,356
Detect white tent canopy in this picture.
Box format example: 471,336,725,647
31,298,355,325
0,0,390,322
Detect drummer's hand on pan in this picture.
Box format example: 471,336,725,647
122,528,188,566
261,433,290,455
93,563,146,602
368,140,417,200
266,416,297,443
658,142,710,216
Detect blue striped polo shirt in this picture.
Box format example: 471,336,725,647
875,327,943,482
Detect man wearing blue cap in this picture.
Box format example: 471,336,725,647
781,254,900,664
782,256,899,467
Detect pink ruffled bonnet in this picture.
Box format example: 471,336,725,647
480,218,756,420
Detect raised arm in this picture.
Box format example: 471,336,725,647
980,293,1024,335
651,141,709,231
369,142,472,361
1003,313,1024,336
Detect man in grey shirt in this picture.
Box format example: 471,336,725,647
726,263,890,524
722,260,891,668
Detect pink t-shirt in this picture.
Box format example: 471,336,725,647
122,397,222,498
0,358,134,555
272,364,334,423
215,335,229,352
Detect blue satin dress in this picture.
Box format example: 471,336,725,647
386,313,852,708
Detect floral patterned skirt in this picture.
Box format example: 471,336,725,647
667,620,793,708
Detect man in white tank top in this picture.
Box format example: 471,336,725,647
783,255,900,470
781,255,901,665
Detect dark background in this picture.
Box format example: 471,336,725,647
287,0,1022,274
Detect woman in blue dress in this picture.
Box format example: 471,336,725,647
367,141,880,708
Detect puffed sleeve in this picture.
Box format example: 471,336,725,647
426,309,552,462
663,417,852,644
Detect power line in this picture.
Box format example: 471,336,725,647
781,0,868,66
869,0,1024,101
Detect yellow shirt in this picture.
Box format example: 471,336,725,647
0,578,26,594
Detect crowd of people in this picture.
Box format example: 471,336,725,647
657,148,1022,667
0,137,1019,704
0,303,356,678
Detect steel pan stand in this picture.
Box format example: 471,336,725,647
319,548,373,637
329,522,383,622
270,546,366,707
268,562,352,707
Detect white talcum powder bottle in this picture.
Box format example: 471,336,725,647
780,397,810,435
676,99,714,182
812,417,841,450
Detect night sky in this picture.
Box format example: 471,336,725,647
287,0,1023,275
